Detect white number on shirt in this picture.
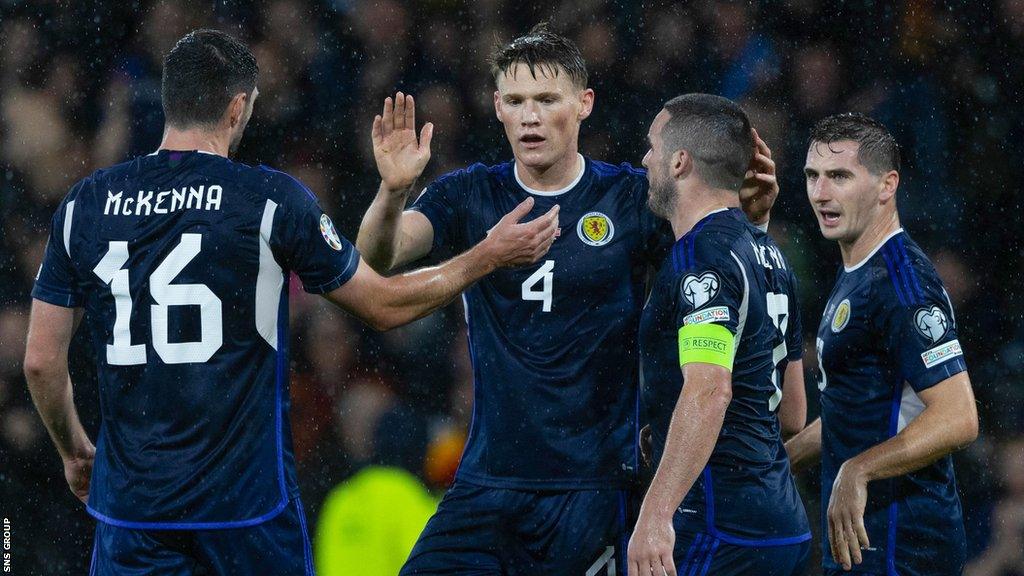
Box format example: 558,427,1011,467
521,259,555,312
816,337,828,391
94,234,223,365
766,292,789,411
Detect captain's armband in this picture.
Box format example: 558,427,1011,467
677,323,735,370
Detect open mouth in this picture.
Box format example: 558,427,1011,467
520,134,546,148
819,209,841,226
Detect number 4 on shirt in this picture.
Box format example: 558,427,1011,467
521,260,555,312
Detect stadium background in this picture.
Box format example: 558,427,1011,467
1,0,1022,574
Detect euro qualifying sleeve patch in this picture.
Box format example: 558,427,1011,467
677,322,735,370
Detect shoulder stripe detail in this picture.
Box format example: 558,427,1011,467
688,217,714,269
882,245,910,306
671,240,684,274
677,214,717,272
63,200,75,257
887,242,921,305
896,235,925,302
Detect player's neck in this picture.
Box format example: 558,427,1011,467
514,151,583,192
671,188,738,239
159,127,230,157
841,213,902,268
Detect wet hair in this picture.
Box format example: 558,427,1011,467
161,29,258,129
487,22,588,89
809,113,901,174
661,93,753,191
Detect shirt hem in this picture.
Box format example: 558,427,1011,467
86,494,290,530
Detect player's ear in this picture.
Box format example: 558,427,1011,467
227,92,247,128
493,91,502,121
577,88,594,122
671,149,690,180
878,170,899,203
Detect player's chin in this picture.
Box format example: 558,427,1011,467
516,148,554,169
816,220,844,240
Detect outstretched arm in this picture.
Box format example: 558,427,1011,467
24,300,94,504
357,92,436,271
330,197,559,331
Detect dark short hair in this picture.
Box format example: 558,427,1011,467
809,113,901,174
487,22,588,89
161,29,258,129
661,93,753,191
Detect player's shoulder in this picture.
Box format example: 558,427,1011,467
69,155,143,196
586,159,648,200
421,161,495,194
587,158,647,182
865,230,947,309
671,209,751,275
253,164,323,208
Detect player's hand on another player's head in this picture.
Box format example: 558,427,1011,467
739,128,778,226
372,91,434,194
483,197,560,268
63,441,96,504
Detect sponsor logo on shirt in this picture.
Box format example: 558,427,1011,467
576,212,614,246
921,339,963,368
319,213,343,251
683,306,730,325
681,272,720,309
831,299,851,333
914,305,950,343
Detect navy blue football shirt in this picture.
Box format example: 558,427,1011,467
410,156,671,489
32,150,360,528
640,208,810,545
817,229,968,575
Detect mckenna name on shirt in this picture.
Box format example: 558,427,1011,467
103,185,223,216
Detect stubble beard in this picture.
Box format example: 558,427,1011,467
648,175,677,220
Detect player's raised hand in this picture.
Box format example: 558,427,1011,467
739,128,778,226
827,460,871,571
63,442,95,504
372,91,434,194
483,197,560,268
627,512,677,576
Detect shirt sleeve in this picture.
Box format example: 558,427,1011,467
408,171,466,254
883,272,967,393
32,187,86,308
267,170,361,294
673,243,745,335
672,240,746,370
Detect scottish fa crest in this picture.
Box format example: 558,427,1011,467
915,306,949,343
831,299,851,333
577,212,614,246
681,272,720,309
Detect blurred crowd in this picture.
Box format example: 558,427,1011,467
1,0,1022,574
